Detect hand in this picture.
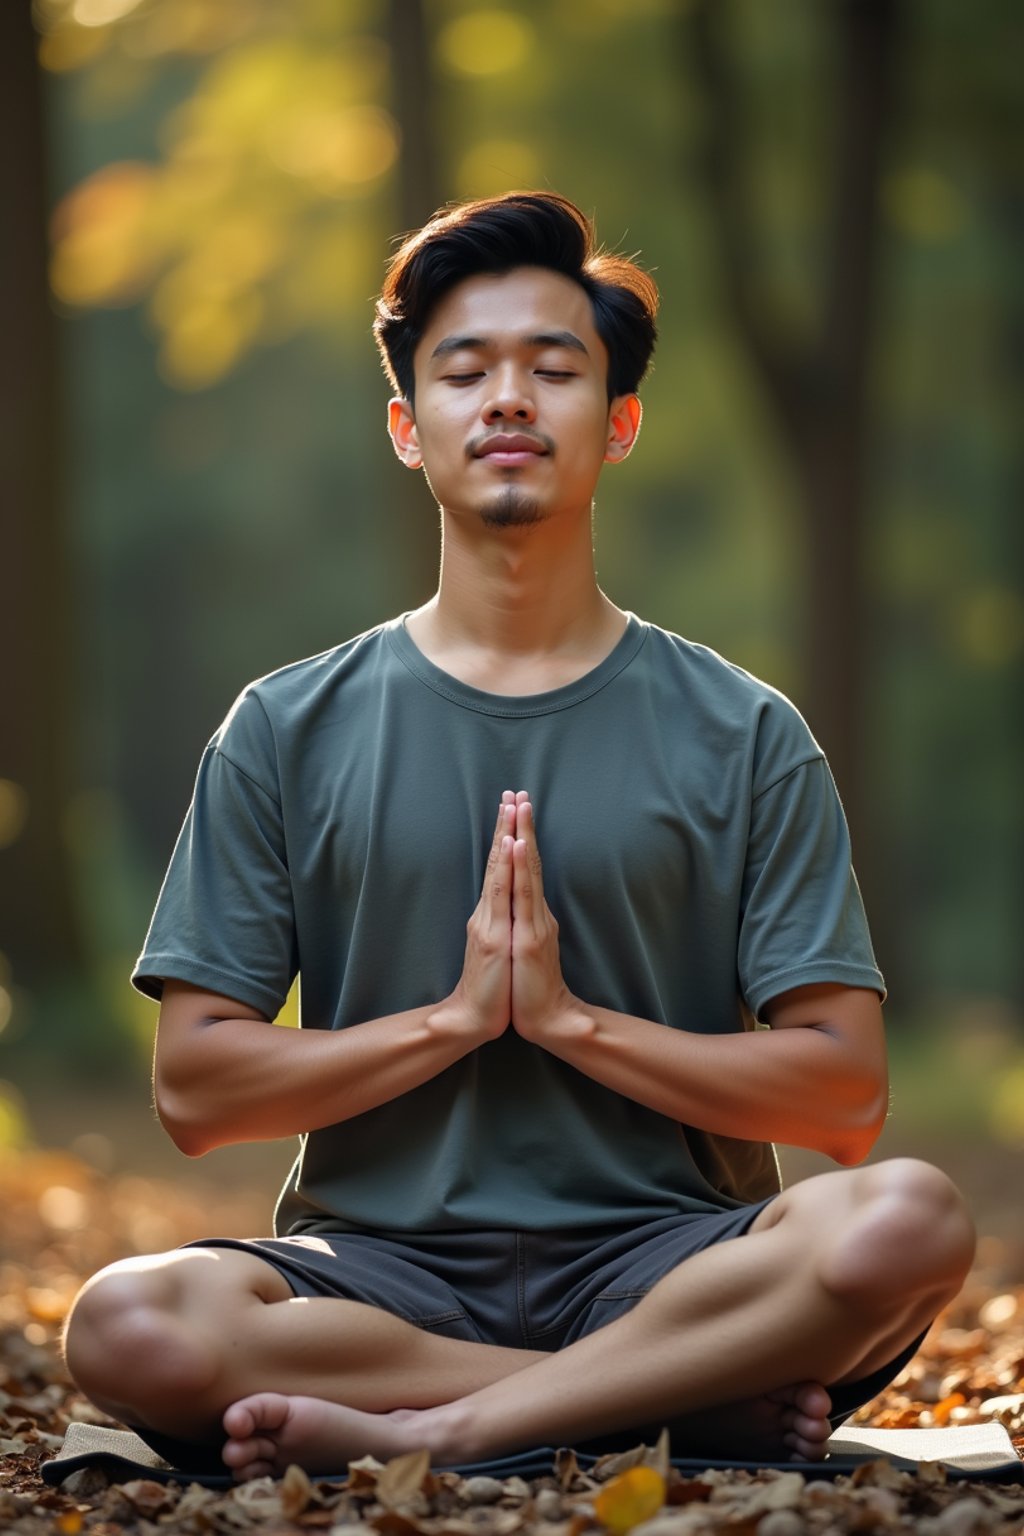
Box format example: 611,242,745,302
446,794,514,1041
510,795,574,1042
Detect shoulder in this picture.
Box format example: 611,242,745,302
635,620,823,789
217,619,401,734
209,617,403,780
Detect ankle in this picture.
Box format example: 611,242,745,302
422,1400,481,1467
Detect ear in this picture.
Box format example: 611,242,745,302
388,398,422,469
604,394,642,463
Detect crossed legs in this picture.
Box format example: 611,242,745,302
63,1159,974,1477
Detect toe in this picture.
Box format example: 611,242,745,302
223,1403,257,1439
788,1409,832,1443
793,1382,832,1419
223,1434,279,1468
224,1392,291,1439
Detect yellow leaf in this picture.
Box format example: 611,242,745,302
594,1466,667,1533
57,1514,83,1536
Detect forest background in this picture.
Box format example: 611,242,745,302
1,0,1022,1227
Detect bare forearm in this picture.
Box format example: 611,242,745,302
534,1001,888,1164
156,801,519,1156
154,999,478,1156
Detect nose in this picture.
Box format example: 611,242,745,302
482,364,536,423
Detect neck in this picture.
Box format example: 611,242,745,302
406,506,626,689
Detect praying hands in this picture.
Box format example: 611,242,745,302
448,790,574,1046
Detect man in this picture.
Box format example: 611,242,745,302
64,192,974,1480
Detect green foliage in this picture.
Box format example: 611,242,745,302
8,0,1020,1087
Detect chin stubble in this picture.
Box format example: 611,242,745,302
479,485,545,529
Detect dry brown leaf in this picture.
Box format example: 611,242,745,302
118,1476,176,1515
232,1474,285,1518
175,1483,219,1519
664,1479,714,1508
281,1460,316,1518
349,1453,387,1493
593,1447,647,1482
735,1471,805,1516
556,1448,581,1492
376,1446,433,1509
849,1459,911,1492
629,1516,710,1536
371,1508,432,1536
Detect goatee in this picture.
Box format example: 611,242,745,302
480,486,544,529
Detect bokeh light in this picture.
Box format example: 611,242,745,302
437,11,534,77
0,782,29,851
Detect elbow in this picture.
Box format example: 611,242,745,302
153,1077,221,1158
825,1080,889,1167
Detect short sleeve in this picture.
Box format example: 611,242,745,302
131,693,296,1017
738,756,884,1019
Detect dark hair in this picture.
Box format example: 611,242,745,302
373,192,658,402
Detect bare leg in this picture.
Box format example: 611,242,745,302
63,1246,547,1441
222,1382,834,1478
223,1160,974,1475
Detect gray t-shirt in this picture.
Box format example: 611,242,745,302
133,614,883,1235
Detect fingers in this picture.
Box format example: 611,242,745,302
485,800,515,881
488,794,516,860
511,796,546,927
511,838,533,925
488,829,514,924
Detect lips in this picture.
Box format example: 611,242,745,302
474,434,548,458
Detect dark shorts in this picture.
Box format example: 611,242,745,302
186,1201,920,1424
136,1203,923,1475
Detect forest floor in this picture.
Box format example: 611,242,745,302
2,1110,1023,1535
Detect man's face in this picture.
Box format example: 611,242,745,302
389,266,638,529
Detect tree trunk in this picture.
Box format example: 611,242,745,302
0,9,84,989
385,0,444,608
686,0,898,884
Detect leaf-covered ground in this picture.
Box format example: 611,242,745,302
2,1147,1023,1535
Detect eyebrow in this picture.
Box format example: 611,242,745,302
429,330,590,362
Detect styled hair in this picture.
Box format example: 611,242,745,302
373,192,658,402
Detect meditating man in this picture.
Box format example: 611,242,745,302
64,192,974,1480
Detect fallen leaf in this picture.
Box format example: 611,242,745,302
594,1466,667,1533
372,1509,431,1536
376,1446,433,1509
349,1453,387,1493
930,1392,967,1426
737,1471,805,1516
556,1448,581,1491
593,1447,646,1481
664,1479,713,1507
281,1460,315,1518
118,1476,175,1516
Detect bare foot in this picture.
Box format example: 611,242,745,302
667,1381,833,1463
222,1394,429,1479
223,1380,834,1481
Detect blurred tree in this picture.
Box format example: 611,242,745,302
384,0,443,605
0,5,84,989
685,0,899,858
18,0,1023,1042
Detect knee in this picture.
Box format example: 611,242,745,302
64,1258,219,1415
818,1159,975,1308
